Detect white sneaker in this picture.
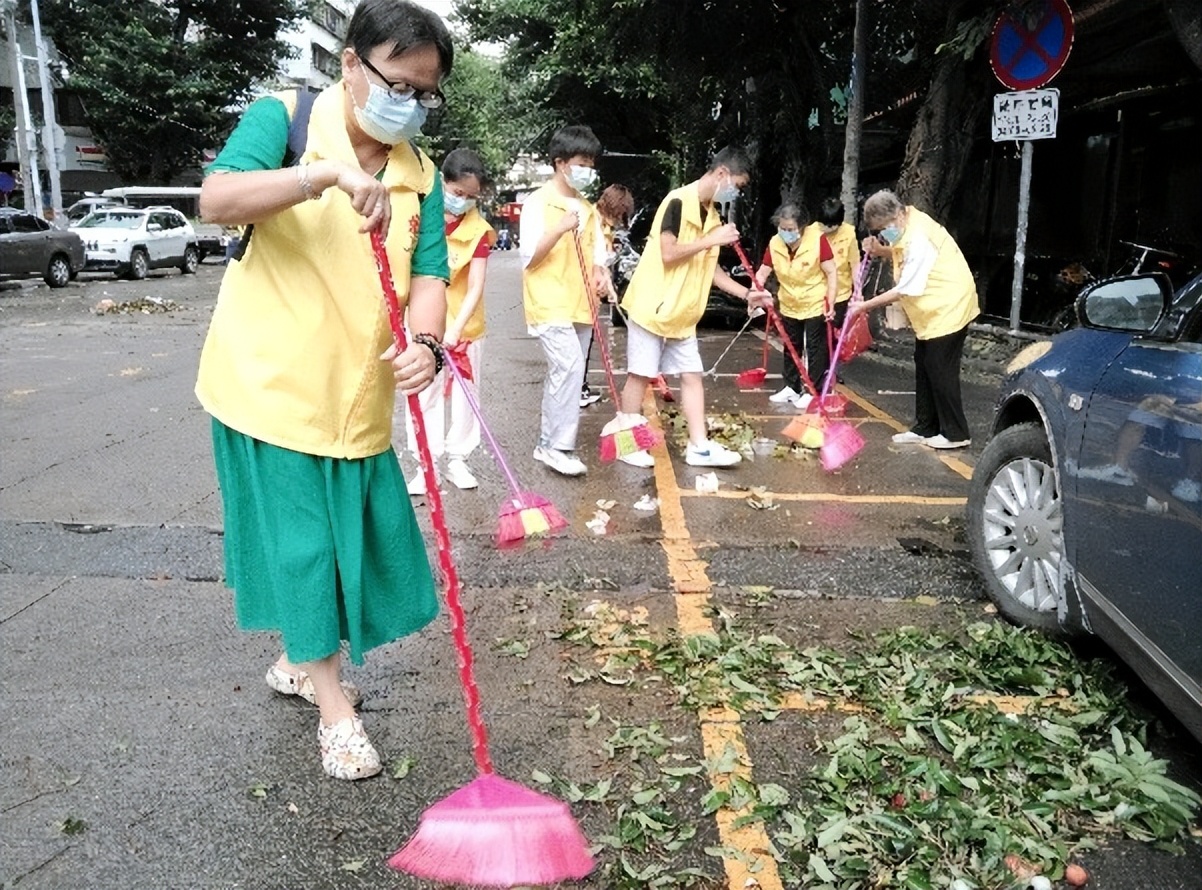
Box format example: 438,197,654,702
1078,463,1135,485
685,440,742,467
445,459,478,490
619,449,655,468
533,446,587,476
406,470,438,495
791,392,814,410
891,430,929,445
579,387,602,407
924,434,971,449
1172,478,1201,502
768,386,799,404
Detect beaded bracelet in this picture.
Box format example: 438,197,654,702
412,333,444,374
295,163,319,200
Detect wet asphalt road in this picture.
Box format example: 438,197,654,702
1,257,1199,889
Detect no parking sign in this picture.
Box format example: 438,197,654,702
990,0,1075,90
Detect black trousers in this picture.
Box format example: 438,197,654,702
779,302,847,395
911,323,971,441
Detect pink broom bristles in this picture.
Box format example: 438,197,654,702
820,420,866,471
496,493,568,548
388,774,595,886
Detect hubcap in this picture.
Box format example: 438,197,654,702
981,456,1064,612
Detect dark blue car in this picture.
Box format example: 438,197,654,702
968,271,1202,743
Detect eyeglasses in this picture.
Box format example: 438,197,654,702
359,55,445,109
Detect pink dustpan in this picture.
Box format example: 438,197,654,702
389,774,595,886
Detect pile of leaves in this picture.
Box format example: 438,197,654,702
553,601,1201,889
93,296,182,315
661,407,787,457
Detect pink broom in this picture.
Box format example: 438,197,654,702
571,231,661,461
817,307,866,472
370,233,594,885
440,345,569,547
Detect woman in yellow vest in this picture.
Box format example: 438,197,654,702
404,148,496,495
753,199,859,409
849,189,979,448
195,0,451,781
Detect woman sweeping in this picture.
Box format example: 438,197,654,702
405,148,496,495
195,0,452,780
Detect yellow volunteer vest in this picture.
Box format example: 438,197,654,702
771,225,827,320
521,182,599,326
890,207,979,340
826,222,860,303
621,183,721,338
446,208,495,341
195,85,437,459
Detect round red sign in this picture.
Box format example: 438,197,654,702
990,0,1075,90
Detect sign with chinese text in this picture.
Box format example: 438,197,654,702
991,89,1059,142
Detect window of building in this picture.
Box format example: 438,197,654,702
318,3,348,38
311,43,341,79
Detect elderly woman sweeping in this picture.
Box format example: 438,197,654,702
847,189,979,449
195,0,452,780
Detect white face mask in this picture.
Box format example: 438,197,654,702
566,164,597,191
714,174,741,205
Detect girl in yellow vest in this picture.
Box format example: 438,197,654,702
618,146,772,469
195,0,452,781
520,125,608,477
849,189,980,448
579,183,635,407
404,148,496,495
753,199,859,408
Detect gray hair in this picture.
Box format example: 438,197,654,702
863,190,904,229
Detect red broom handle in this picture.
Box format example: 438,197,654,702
571,232,623,402
370,232,493,777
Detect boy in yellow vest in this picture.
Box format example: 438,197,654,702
849,189,979,448
618,146,771,468
405,147,495,494
754,197,860,407
520,125,608,476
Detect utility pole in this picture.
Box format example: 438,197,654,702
2,0,42,214
839,0,867,227
29,0,62,223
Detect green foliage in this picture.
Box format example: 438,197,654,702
555,601,1202,888
39,0,304,184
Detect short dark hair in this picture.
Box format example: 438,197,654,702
708,146,752,176
345,0,453,76
817,198,844,226
548,125,602,166
442,148,488,186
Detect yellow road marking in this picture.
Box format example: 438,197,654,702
642,396,784,890
681,490,966,506
937,454,974,480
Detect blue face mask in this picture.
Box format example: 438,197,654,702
778,228,801,245
714,174,740,205
566,165,597,192
354,81,428,145
444,193,475,216
879,224,903,245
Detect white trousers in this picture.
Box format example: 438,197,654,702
529,322,593,452
405,338,483,463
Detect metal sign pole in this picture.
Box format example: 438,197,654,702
30,0,63,223
1009,140,1034,332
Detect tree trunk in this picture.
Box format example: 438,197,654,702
840,0,867,225
895,6,993,218
1164,0,1202,71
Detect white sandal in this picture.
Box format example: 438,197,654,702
265,665,362,707
318,716,381,780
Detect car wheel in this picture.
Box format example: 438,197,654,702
127,249,149,280
968,422,1072,635
181,246,199,274
44,254,72,288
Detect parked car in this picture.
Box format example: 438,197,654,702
193,222,237,262
968,270,1202,743
0,207,85,288
65,195,123,226
71,206,199,279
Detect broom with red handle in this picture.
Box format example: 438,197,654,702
370,233,593,886
572,231,662,461
440,349,569,547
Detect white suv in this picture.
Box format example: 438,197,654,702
71,206,199,279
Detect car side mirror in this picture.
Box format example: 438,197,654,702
1077,274,1170,334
